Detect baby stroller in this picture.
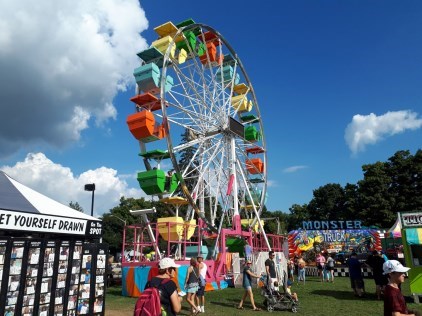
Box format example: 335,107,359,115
260,272,299,313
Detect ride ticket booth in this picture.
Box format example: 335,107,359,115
0,171,107,316
400,211,422,303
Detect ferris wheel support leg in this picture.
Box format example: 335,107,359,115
141,213,162,260
235,159,272,251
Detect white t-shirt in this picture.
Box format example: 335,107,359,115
199,261,207,279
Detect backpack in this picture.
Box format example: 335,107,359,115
134,278,171,316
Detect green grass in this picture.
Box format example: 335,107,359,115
106,276,422,315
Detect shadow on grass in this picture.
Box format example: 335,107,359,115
311,289,378,301
211,298,269,310
210,300,240,309
107,286,123,296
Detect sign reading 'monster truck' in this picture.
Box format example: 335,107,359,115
288,222,381,260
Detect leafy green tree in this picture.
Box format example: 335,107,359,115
357,161,395,227
287,203,310,231
387,150,422,214
69,201,84,213
176,128,199,194
307,183,345,221
101,197,162,255
343,183,360,219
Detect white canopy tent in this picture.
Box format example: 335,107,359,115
0,171,100,237
387,216,402,238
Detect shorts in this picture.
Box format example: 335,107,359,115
317,264,323,270
326,266,334,271
373,275,388,286
350,278,364,289
243,285,252,290
187,282,199,294
197,285,205,297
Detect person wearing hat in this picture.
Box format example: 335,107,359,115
195,255,207,313
383,260,420,316
237,259,262,311
144,257,182,316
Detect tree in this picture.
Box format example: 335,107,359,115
176,128,199,194
343,183,360,220
287,203,310,231
387,150,422,214
357,161,395,227
101,197,161,255
69,201,84,213
307,183,345,221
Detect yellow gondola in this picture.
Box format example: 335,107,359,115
159,197,196,240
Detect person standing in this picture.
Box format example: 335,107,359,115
244,240,253,262
196,256,207,313
365,250,388,300
288,258,295,282
297,255,306,285
142,257,182,316
383,260,420,316
184,258,200,315
315,252,326,282
237,260,261,311
347,252,365,298
265,251,278,289
325,254,335,283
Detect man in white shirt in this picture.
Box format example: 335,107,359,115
196,256,207,313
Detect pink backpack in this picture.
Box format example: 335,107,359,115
134,278,170,316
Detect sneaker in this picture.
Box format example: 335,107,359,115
201,306,205,313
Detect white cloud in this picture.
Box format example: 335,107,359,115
345,110,422,154
266,180,278,187
283,165,308,173
0,0,149,158
0,152,143,217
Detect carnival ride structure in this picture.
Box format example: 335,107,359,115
121,19,284,294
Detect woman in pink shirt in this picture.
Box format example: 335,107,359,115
315,252,326,282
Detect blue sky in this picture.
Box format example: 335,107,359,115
0,1,421,216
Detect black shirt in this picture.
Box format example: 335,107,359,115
146,277,178,316
265,258,276,278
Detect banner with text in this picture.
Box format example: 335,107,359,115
0,209,101,236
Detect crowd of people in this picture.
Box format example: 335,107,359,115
134,249,419,316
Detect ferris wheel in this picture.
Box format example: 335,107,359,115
127,19,268,243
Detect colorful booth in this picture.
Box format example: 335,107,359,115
0,171,105,316
399,211,422,302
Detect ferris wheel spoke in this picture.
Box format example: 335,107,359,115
171,57,217,116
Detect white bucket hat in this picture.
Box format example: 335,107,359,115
383,260,410,275
158,257,181,269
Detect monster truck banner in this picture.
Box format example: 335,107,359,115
287,228,382,258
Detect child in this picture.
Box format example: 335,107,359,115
286,280,299,302
273,280,298,302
